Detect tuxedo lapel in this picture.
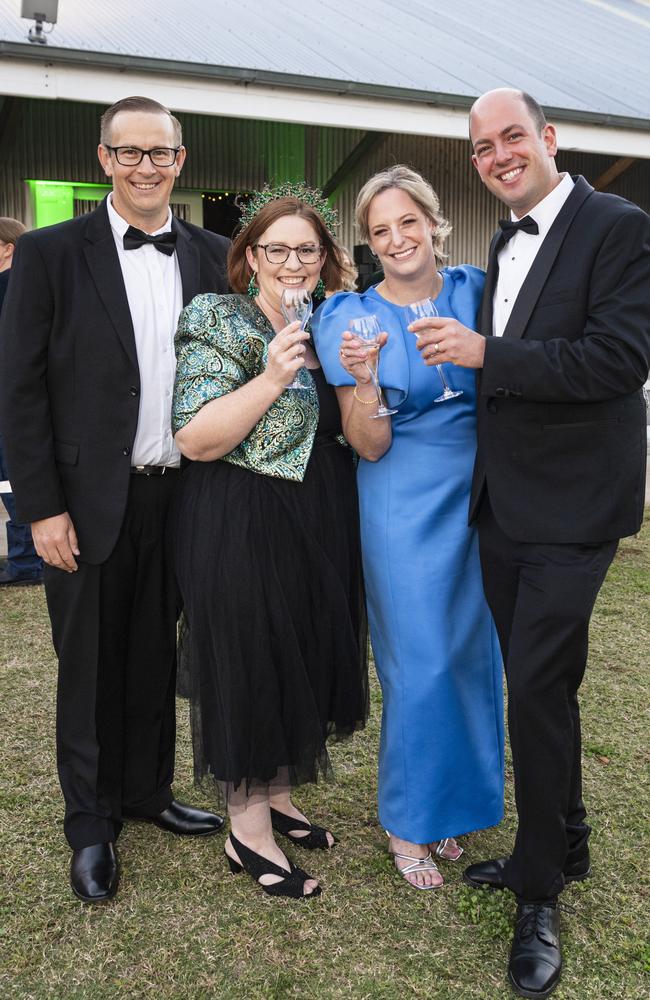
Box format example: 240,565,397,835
479,231,502,337
82,200,138,368
173,217,201,306
502,176,593,340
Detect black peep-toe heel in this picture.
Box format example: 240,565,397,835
224,833,322,899
270,807,335,850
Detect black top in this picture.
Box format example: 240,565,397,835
311,365,342,440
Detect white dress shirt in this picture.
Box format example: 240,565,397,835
107,194,182,467
493,173,574,337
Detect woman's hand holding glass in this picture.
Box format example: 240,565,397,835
264,320,309,394
338,329,388,385
339,316,397,418
280,288,313,389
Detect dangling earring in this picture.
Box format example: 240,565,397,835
314,277,326,299
247,272,259,298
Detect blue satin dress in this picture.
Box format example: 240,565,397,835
312,266,504,843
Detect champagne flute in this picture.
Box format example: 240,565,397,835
407,298,462,402
348,315,398,419
280,287,313,390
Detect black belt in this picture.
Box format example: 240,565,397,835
130,465,179,476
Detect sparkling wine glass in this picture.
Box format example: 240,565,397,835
348,315,398,418
280,287,313,390
407,298,462,403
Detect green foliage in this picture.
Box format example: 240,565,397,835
456,885,514,941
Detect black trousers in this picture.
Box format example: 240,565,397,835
477,497,617,901
44,471,180,850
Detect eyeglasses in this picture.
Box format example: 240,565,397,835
105,145,181,167
254,243,323,264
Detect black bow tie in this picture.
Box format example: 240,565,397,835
497,216,539,243
123,226,177,256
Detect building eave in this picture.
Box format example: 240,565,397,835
2,44,650,161
2,41,649,133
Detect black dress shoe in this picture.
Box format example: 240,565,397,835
508,902,562,998
70,842,119,903
124,799,224,836
463,855,591,890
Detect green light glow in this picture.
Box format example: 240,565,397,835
26,180,110,228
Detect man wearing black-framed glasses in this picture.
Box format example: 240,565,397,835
0,95,230,905
104,145,181,167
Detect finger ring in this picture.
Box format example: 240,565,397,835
433,343,440,353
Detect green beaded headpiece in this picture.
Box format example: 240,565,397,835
238,181,339,237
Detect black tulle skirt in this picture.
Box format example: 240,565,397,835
173,436,368,794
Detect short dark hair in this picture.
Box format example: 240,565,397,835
228,197,348,294
0,217,26,244
469,89,548,143
100,96,182,147
519,91,547,133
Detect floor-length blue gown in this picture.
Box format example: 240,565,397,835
313,266,504,843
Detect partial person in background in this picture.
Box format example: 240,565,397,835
312,166,504,891
422,87,649,998
0,217,43,587
0,96,228,905
324,246,358,296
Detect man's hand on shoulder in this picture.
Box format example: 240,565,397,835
31,512,80,572
409,316,486,369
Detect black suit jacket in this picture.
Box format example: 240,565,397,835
0,199,230,563
469,176,649,544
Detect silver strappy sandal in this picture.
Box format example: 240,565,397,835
387,833,444,890
431,836,464,862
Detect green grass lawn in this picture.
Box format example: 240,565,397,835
1,516,648,999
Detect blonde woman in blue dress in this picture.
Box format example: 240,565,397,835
312,166,504,889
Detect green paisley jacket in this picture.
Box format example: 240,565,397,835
173,293,322,482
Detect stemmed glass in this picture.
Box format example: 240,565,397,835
407,298,462,403
348,315,397,419
280,287,313,390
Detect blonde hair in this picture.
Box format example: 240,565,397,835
326,247,358,294
355,165,452,265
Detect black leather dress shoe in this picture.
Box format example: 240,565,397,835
463,856,591,890
70,842,119,903
124,799,224,836
509,902,562,998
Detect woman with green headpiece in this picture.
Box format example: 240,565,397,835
171,188,368,900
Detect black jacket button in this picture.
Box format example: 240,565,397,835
123,446,131,456
129,386,139,396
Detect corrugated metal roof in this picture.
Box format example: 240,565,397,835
1,0,649,124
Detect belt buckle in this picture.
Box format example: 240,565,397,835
132,464,166,476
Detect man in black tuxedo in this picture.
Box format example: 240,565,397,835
411,89,649,997
0,96,230,902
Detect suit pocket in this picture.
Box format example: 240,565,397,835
54,440,79,465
